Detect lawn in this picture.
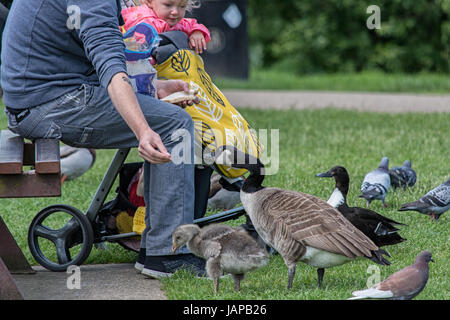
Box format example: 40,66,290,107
215,70,450,94
1,103,448,300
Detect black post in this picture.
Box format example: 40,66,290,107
188,0,249,80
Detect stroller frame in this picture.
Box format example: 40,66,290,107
27,148,246,271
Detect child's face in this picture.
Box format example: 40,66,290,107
146,0,187,27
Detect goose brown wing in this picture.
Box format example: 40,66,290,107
264,189,379,258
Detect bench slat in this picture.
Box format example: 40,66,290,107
0,130,23,175
35,139,60,174
0,171,61,198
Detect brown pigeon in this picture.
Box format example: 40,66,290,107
349,251,433,300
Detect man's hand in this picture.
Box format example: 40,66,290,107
137,128,171,164
155,79,200,107
107,72,171,164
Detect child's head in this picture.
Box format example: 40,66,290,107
142,0,200,27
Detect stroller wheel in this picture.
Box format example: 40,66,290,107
28,204,94,272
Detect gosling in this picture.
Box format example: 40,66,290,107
172,223,269,294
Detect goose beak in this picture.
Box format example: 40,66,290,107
316,171,333,178
171,243,179,254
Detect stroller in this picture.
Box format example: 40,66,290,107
27,148,250,271
27,30,261,272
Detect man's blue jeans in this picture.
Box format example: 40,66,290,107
6,83,195,256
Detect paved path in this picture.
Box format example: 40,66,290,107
223,90,450,113
12,264,166,300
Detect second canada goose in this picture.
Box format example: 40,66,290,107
316,166,406,247
172,223,269,294
215,146,390,289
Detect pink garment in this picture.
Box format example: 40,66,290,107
121,5,211,43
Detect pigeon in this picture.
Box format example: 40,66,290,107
399,177,450,221
207,188,241,210
207,174,243,210
60,145,96,183
389,160,417,189
349,250,433,300
359,157,391,208
316,166,406,248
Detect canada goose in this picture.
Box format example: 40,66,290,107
60,145,96,183
349,251,433,300
172,223,269,294
399,177,450,221
215,146,390,289
389,160,417,189
360,157,391,208
316,166,406,247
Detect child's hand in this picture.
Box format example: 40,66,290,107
189,31,207,54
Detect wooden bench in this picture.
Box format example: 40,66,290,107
0,129,61,197
0,129,61,299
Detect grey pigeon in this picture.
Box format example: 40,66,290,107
399,177,450,221
208,188,241,210
389,160,417,189
360,157,391,208
349,250,433,300
207,174,243,210
60,145,96,183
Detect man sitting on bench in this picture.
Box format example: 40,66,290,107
1,0,206,278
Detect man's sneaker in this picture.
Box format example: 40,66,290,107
134,248,146,272
141,253,206,279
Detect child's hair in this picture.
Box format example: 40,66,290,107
138,1,201,12
183,0,201,12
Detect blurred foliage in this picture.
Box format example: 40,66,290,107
247,0,450,74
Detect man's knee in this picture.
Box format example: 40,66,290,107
176,108,194,132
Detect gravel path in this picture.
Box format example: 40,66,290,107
223,90,450,113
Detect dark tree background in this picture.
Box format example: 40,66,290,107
247,0,450,74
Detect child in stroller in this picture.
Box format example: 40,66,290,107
119,2,262,215
107,0,263,251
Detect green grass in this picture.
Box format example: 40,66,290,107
0,104,449,300
215,70,450,94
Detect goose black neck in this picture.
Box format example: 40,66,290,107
240,160,265,193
